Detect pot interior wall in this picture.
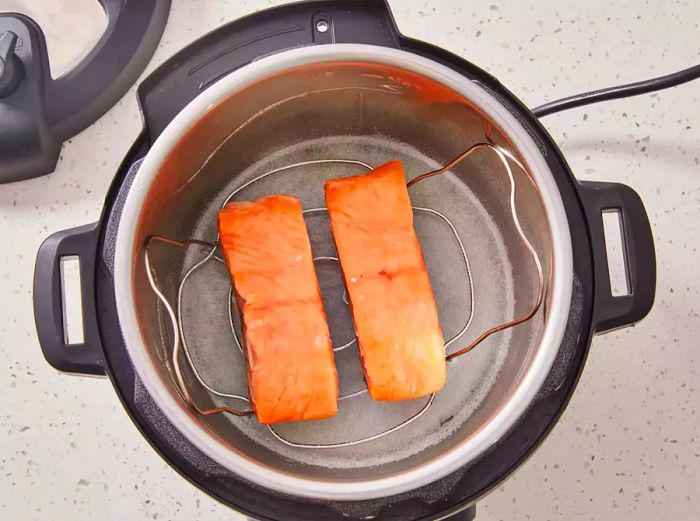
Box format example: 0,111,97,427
133,59,552,482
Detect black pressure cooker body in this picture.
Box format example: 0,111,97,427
32,1,656,519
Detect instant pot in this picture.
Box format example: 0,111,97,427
31,1,656,519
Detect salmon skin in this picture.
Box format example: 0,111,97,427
218,195,338,424
325,160,446,401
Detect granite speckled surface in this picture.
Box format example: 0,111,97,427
0,1,699,519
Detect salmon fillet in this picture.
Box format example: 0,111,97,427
218,195,338,424
325,160,446,401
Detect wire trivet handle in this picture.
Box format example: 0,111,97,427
406,143,545,361
144,235,254,418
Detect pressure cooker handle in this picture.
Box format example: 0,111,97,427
48,0,170,141
578,181,656,334
0,0,169,183
33,223,105,376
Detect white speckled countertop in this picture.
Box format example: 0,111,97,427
1,1,698,519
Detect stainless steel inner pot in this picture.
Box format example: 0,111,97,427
114,45,573,500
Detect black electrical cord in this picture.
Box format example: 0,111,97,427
532,63,700,117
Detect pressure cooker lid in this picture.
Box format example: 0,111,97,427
0,0,170,183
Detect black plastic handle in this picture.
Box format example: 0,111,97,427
0,0,169,183
48,0,171,141
578,181,656,334
33,223,105,376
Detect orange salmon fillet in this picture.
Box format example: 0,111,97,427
218,195,338,424
325,160,446,401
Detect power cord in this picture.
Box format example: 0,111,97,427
532,63,700,117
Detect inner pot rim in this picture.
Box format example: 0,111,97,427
114,44,574,501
